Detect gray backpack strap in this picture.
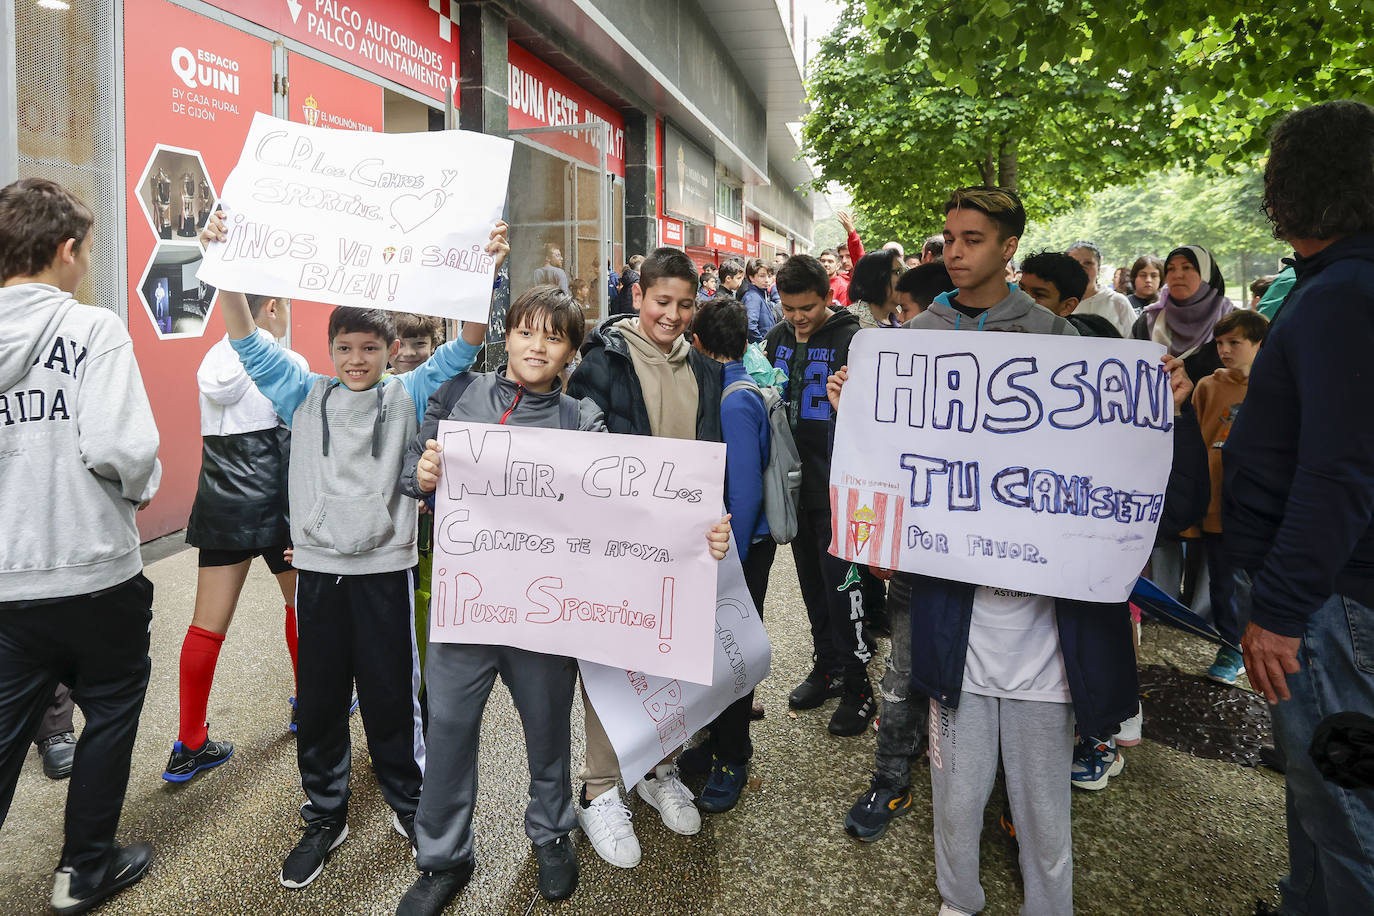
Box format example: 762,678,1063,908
723,379,765,402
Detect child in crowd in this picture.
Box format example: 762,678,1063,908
567,247,724,869
1127,255,1164,312
831,188,1134,915
818,247,850,306
764,255,872,735
200,213,506,890
0,177,162,915
717,259,745,301
678,297,773,813
392,314,444,375
895,260,953,321
394,287,733,912
697,269,719,302
1017,250,1121,338
1195,309,1269,684
569,278,591,309
740,258,777,343
164,292,308,783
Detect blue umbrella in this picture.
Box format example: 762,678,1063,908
1130,577,1241,653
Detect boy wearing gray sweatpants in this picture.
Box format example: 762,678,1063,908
929,693,1076,916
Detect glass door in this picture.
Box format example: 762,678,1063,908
503,122,614,369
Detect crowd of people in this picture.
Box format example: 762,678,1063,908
1,99,1372,916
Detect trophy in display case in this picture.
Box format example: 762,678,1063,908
151,168,173,239
197,178,213,229
177,171,198,237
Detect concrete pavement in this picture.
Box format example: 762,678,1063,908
1,542,1286,915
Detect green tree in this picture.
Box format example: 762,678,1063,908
862,0,1373,164
803,1,1190,242
1021,169,1290,295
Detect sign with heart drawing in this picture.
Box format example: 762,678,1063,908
199,111,513,322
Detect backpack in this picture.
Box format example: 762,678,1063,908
723,378,801,544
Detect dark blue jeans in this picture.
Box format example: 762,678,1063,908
1271,592,1374,914
1203,533,1247,647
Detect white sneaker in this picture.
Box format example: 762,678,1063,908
635,765,701,836
576,786,641,868
1116,705,1143,747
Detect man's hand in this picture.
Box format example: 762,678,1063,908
837,210,856,234
417,439,443,493
827,366,848,414
707,515,733,560
1242,621,1302,704
487,220,510,271
1162,354,1193,413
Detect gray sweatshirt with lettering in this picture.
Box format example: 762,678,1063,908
0,284,161,600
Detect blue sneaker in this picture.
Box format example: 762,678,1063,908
162,735,233,782
1070,736,1123,790
1207,647,1246,686
696,758,749,814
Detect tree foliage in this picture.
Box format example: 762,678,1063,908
863,0,1373,163
803,1,1196,243
1021,169,1290,296
805,0,1371,244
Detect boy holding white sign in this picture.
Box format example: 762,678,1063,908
828,187,1130,916
397,286,734,911
199,213,508,891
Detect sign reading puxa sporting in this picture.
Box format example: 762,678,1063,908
198,112,513,322
430,421,727,685
830,330,1174,602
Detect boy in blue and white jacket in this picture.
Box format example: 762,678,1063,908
202,213,507,891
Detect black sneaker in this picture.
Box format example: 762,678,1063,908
38,731,76,780
51,842,153,915
161,735,234,783
280,822,348,888
844,776,912,842
396,861,475,915
829,676,877,736
534,834,579,901
788,663,843,710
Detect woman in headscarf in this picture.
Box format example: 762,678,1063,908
1130,245,1235,384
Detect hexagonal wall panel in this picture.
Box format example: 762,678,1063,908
133,144,216,246
136,242,218,340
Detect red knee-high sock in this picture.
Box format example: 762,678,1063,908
284,604,299,689
178,625,225,749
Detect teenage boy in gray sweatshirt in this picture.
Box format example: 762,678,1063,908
200,213,506,890
0,178,162,915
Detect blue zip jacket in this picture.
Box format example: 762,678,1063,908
740,281,777,343
230,332,482,428
720,360,770,563
1222,233,1374,637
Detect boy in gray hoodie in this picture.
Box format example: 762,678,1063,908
200,213,507,891
0,178,161,915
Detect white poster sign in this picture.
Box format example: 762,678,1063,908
429,420,726,684
580,538,771,784
830,329,1174,602
198,111,512,321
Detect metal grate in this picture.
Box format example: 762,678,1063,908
15,0,122,319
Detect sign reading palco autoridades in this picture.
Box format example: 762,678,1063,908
208,0,460,102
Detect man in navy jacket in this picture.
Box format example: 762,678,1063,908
1223,100,1374,913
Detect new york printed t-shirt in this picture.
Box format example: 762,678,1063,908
962,586,1071,704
